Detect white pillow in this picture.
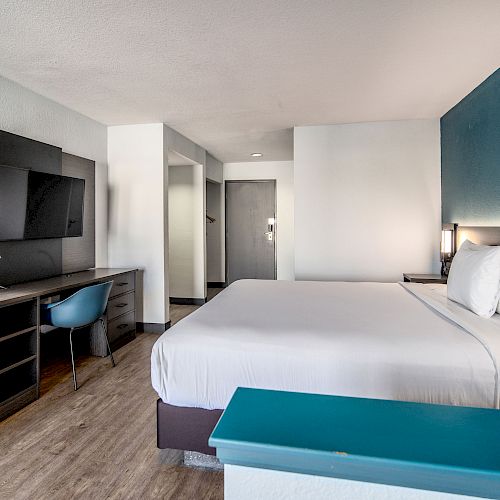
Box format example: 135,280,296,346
447,239,500,318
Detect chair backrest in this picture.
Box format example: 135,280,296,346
47,281,114,328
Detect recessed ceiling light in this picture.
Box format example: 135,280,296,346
251,153,263,157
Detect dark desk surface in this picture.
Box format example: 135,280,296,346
0,268,138,306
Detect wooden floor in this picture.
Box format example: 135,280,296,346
169,289,222,326
0,292,224,500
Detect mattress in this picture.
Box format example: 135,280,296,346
151,280,500,410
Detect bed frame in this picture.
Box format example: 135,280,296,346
157,226,500,456
157,400,223,455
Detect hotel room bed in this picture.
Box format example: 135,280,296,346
151,279,500,454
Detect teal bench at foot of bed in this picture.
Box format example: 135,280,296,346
209,388,500,500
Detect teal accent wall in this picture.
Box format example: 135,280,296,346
441,69,500,225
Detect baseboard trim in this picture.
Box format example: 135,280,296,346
170,297,207,306
137,322,170,334
207,282,226,288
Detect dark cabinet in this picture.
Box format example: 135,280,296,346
90,271,137,356
0,299,38,420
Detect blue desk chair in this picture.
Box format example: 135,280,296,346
41,281,116,390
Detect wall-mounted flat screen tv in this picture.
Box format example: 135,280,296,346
0,165,85,241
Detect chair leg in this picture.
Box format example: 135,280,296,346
69,328,78,391
100,318,116,367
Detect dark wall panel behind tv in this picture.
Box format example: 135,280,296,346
0,130,63,285
62,152,95,273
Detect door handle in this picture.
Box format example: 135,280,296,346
265,217,275,241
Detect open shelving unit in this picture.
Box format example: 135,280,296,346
0,299,39,420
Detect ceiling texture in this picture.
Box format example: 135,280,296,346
0,0,499,162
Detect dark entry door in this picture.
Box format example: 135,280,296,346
225,180,276,285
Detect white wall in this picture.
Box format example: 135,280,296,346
225,465,469,500
294,120,441,282
165,127,208,301
224,161,295,280
0,76,108,265
206,180,224,283
108,123,168,324
108,124,214,324
206,153,223,183
168,164,206,299
166,127,206,166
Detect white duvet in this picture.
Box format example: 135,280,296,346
151,280,500,410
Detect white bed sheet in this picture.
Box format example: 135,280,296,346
151,280,500,410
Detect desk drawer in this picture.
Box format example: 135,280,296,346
110,272,135,298
108,311,135,344
107,291,135,321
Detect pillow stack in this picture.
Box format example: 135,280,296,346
447,239,500,318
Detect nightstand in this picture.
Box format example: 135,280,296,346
403,273,447,284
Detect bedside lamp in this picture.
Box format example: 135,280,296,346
441,223,457,277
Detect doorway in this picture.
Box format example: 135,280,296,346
167,150,205,305
225,180,276,285
206,179,223,287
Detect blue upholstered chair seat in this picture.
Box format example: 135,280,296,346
41,281,115,390
41,282,112,328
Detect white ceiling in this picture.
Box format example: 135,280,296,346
0,0,499,162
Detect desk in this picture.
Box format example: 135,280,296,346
0,268,137,420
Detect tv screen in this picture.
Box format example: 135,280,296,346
0,165,85,241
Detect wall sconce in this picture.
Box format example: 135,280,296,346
441,223,458,277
